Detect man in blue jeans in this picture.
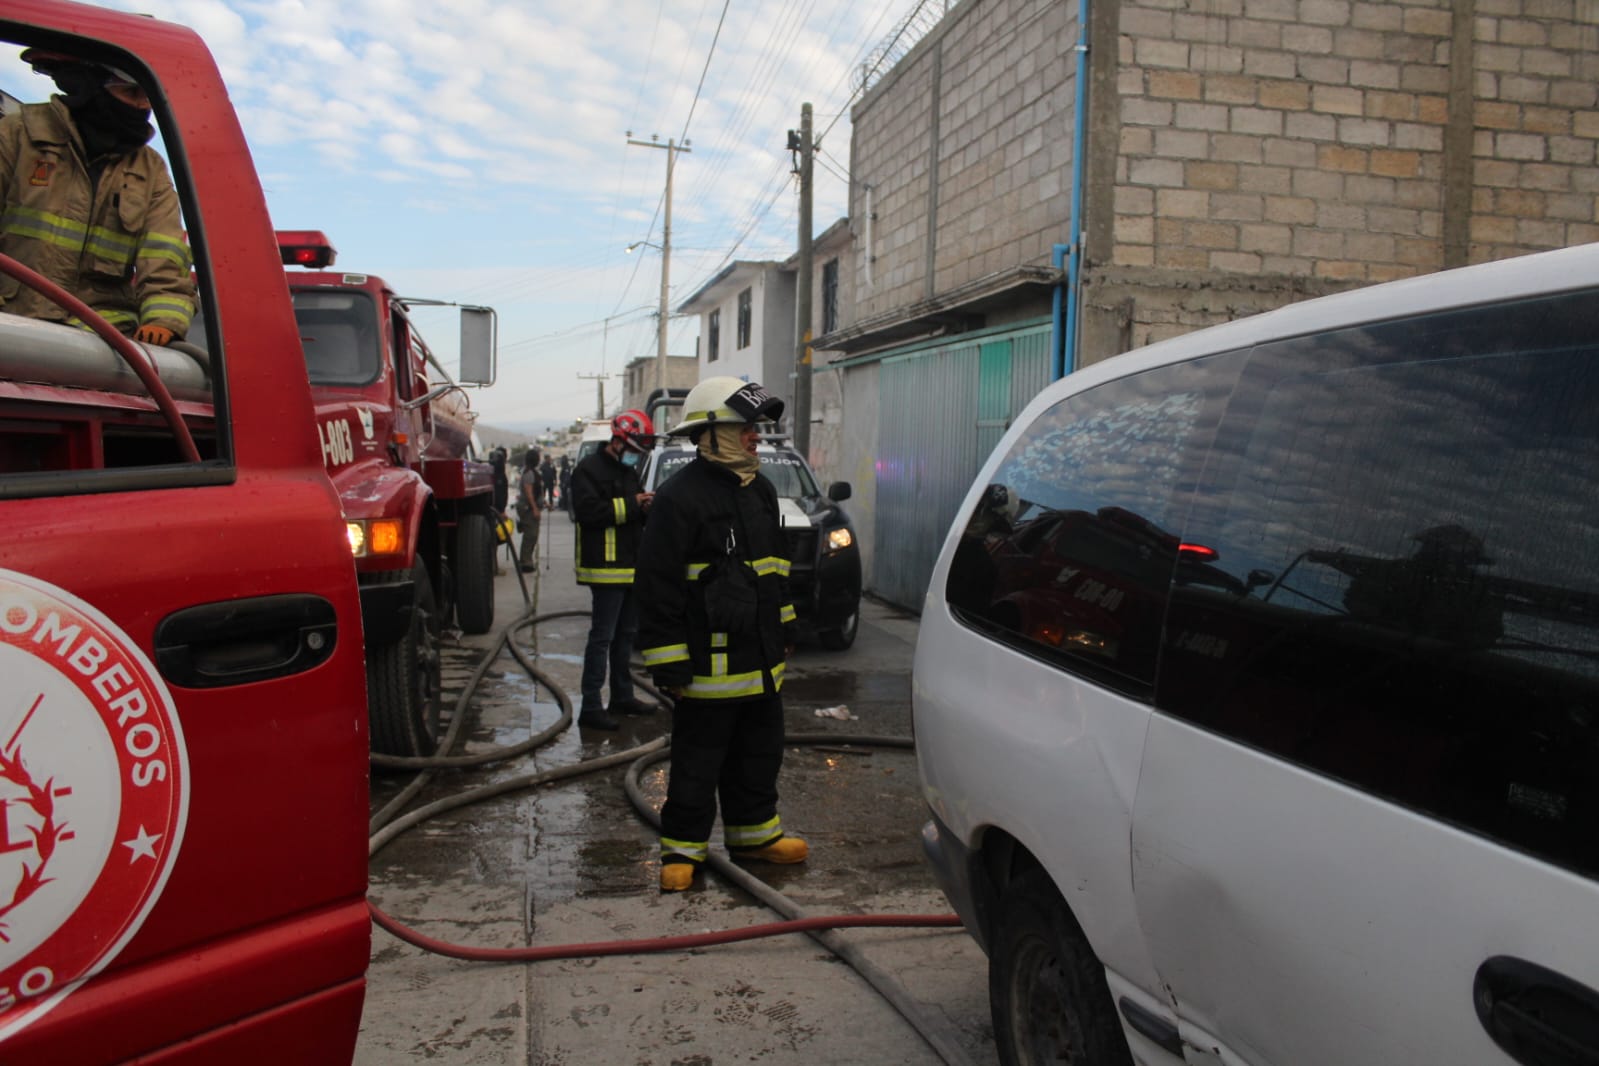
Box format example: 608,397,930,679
567,409,658,730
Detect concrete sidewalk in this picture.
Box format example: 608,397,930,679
356,509,997,1065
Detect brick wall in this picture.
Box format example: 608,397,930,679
848,0,1599,357
1469,0,1599,258
932,0,1076,291
850,43,939,320
1110,0,1599,346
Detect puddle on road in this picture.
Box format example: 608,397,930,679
530,651,584,666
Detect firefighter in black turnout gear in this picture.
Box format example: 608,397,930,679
636,377,809,892
570,409,657,730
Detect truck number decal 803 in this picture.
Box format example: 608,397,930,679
318,419,355,467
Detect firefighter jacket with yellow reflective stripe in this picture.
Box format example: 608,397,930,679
636,456,798,703
570,446,646,586
0,100,195,338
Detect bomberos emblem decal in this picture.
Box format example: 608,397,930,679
0,570,188,1041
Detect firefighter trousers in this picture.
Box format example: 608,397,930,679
660,692,785,862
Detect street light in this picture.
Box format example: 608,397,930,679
625,238,670,393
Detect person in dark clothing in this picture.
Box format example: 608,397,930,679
539,454,557,509
488,446,511,575
516,449,542,573
568,410,657,731
559,456,572,517
635,377,808,892
489,447,510,515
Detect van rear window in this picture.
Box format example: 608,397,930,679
1163,290,1599,878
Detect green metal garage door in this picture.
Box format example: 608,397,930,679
874,320,1051,610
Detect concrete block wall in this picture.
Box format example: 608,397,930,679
932,0,1077,292
1110,0,1599,346
1469,0,1599,257
849,0,1599,355
850,46,938,319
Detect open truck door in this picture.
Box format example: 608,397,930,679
0,7,368,1063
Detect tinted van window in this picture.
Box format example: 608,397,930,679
1162,290,1599,877
945,356,1239,695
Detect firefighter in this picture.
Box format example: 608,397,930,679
0,50,195,344
569,409,657,731
635,376,808,892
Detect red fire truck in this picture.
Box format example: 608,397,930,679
0,5,368,1063
273,231,500,758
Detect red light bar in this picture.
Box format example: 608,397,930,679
1178,543,1220,561
276,229,337,269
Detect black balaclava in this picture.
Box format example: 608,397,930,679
52,65,153,161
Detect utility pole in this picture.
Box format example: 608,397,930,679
790,104,814,457
577,372,610,420
626,135,692,393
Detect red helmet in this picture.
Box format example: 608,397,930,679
611,409,656,455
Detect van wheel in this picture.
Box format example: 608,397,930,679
819,606,859,650
989,868,1133,1066
367,562,442,758
454,511,495,634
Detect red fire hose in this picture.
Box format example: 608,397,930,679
369,903,960,962
367,606,979,1066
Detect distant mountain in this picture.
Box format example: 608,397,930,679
475,420,582,451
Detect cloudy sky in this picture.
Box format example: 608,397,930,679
6,0,926,429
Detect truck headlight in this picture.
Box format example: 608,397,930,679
346,518,404,558
826,527,854,552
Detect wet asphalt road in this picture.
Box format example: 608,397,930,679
357,512,1000,1065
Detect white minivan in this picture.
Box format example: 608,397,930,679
913,242,1599,1066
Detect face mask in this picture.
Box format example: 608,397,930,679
71,86,153,156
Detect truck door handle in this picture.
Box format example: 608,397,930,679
1475,956,1599,1066
155,594,338,688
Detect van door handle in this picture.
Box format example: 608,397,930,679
155,594,338,688
1474,956,1599,1066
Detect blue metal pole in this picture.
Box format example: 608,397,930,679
1051,242,1068,379
1059,0,1091,379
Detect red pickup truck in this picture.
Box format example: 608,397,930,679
0,5,369,1062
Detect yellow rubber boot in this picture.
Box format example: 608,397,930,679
660,862,697,892
738,836,808,864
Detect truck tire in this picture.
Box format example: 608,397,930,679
367,562,442,758
454,511,496,634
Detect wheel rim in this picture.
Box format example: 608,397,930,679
1009,932,1081,1064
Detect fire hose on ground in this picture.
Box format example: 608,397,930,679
364,545,978,1066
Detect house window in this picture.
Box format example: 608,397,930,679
708,310,720,362
737,288,752,349
822,258,839,335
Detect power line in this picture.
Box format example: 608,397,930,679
814,146,850,186
498,306,656,357
678,0,733,144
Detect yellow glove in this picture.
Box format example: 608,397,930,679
134,324,175,346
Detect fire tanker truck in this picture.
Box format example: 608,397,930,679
0,3,369,1062
272,231,500,758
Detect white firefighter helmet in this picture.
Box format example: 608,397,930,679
670,376,785,437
